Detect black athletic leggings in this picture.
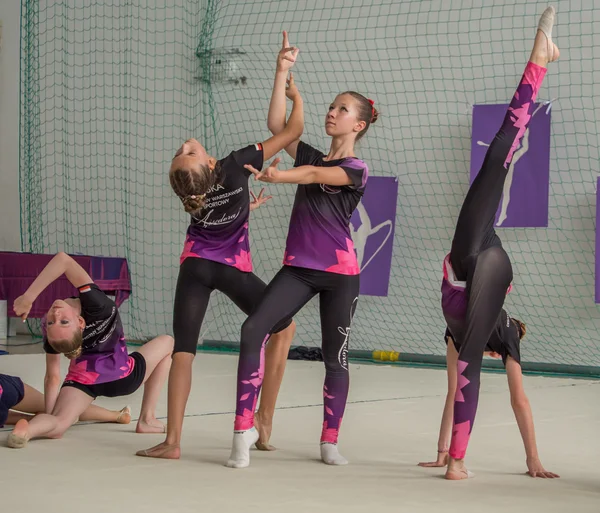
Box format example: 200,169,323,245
446,61,547,460
173,258,292,355
233,266,359,444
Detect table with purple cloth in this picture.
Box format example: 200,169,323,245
0,252,131,318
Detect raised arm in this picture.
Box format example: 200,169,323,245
267,31,302,159
262,74,304,161
13,252,93,321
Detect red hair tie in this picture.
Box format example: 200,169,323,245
367,98,375,121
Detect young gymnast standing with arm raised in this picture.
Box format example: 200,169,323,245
227,31,378,468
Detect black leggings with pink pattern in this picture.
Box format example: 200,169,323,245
234,265,359,445
446,61,547,460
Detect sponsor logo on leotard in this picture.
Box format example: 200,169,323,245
83,307,118,348
191,186,245,227
320,184,341,195
195,207,242,227
337,297,359,370
206,183,225,194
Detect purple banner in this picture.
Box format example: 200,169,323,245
470,103,551,228
596,177,600,303
350,176,398,296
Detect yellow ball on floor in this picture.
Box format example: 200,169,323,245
372,350,399,362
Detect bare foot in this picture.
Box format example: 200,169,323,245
445,457,474,480
136,441,180,459
7,419,31,449
530,6,560,66
254,411,276,451
116,406,131,425
136,418,166,434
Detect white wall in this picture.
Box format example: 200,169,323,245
0,0,22,251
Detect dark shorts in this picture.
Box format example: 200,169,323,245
62,352,146,399
0,374,26,427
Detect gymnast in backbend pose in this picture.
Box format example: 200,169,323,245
135,40,304,460
429,6,560,480
418,325,559,479
8,252,174,448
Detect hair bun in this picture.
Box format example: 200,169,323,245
511,318,526,340
182,194,206,214
371,107,379,124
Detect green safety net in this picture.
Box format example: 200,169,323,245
19,0,600,373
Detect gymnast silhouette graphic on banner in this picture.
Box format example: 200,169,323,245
470,102,552,228
349,176,398,296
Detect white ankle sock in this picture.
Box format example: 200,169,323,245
226,428,259,469
320,442,348,465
